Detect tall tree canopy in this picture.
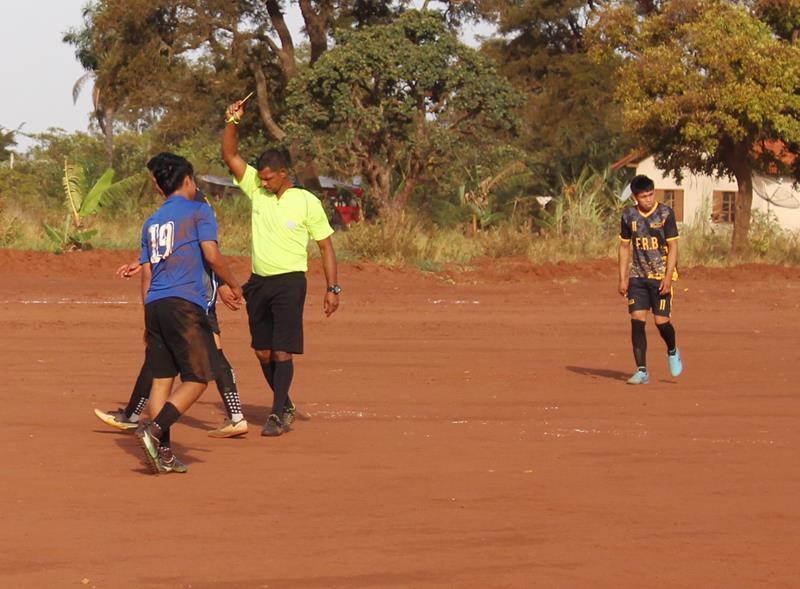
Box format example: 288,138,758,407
472,0,631,187
285,10,521,213
592,0,800,253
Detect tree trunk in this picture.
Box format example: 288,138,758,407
288,142,323,194
363,164,393,215
730,155,753,255
103,107,114,168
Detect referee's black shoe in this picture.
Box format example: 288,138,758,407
262,413,285,436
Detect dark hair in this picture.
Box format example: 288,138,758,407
630,174,655,195
256,148,291,172
146,152,194,196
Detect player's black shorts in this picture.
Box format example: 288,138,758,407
207,307,221,335
627,277,672,317
144,297,219,383
243,272,307,354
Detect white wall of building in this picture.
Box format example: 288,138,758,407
634,157,800,230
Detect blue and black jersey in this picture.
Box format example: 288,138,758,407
619,203,679,280
139,194,219,310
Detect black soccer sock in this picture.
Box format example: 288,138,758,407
260,360,276,392
215,349,243,419
631,319,647,369
154,402,182,435
270,360,294,417
262,362,293,408
656,322,677,353
124,359,152,419
159,427,171,450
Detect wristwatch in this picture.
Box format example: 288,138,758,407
327,284,342,295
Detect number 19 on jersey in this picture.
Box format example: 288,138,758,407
148,222,175,264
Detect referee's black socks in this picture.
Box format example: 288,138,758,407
269,360,294,417
631,319,647,369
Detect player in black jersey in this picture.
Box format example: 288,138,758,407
618,175,684,384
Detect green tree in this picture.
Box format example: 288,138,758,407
592,0,800,253
66,1,426,190
0,126,18,163
469,0,631,184
286,10,521,214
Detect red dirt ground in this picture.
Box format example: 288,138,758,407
1,249,799,588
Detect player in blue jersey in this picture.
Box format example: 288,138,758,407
134,152,243,474
94,188,248,439
618,174,684,384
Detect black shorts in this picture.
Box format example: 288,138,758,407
243,272,307,354
144,297,219,383
627,277,672,317
207,307,221,335
242,272,307,354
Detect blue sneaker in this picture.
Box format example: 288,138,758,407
668,348,683,377
627,369,650,385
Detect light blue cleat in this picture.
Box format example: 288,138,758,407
668,348,683,377
627,369,650,385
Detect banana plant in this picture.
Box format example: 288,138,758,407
42,159,144,252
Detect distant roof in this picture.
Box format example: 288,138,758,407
612,141,797,173
197,175,238,188
197,174,361,191
610,150,647,171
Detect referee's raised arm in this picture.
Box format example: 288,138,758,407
222,100,248,182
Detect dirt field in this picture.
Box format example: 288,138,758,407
1,249,799,588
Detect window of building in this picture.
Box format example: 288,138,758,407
712,191,736,223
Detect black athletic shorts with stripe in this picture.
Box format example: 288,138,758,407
242,272,307,354
627,277,672,317
144,297,219,383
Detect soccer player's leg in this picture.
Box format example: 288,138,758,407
267,272,306,432
245,275,287,435
653,289,682,377
142,298,214,474
136,299,179,473
626,278,650,384
93,356,152,431
207,312,248,438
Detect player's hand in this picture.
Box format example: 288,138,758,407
225,101,245,125
618,279,628,297
323,291,339,317
659,277,672,295
116,262,142,278
218,284,243,311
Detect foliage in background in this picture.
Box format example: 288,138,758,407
286,10,522,214
42,160,148,252
474,0,633,189
591,0,800,254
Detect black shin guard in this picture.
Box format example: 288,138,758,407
260,360,275,391
631,319,647,368
270,360,294,417
154,402,181,438
215,349,242,418
124,358,152,418
656,322,677,353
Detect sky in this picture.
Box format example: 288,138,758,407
0,1,490,152
0,1,96,149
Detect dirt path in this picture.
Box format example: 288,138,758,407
1,250,799,588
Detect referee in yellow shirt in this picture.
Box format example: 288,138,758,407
222,99,341,437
